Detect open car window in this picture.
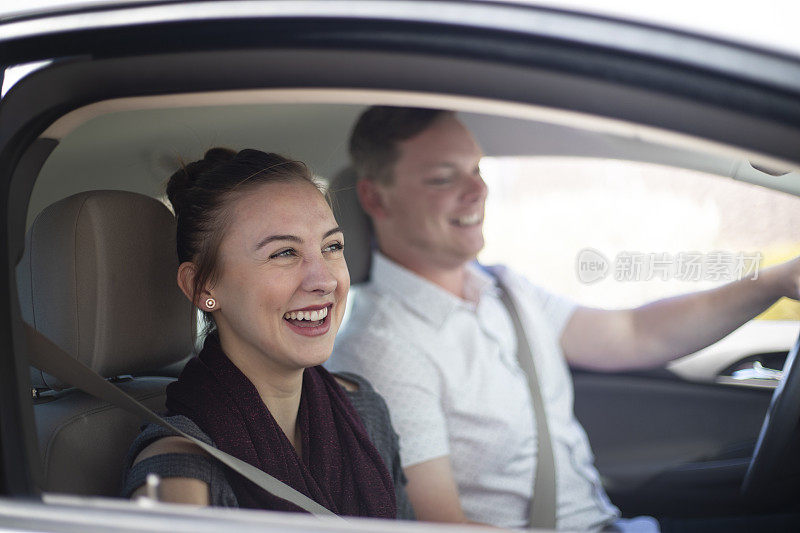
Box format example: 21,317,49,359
10,99,800,529
480,156,800,315
2,1,800,531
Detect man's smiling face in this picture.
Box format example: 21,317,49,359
374,113,488,271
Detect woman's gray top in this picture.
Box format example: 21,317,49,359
122,372,415,520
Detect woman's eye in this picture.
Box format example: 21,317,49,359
323,241,344,253
269,248,296,259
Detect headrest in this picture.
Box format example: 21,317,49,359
17,190,194,390
329,167,373,284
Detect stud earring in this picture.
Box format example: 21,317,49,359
205,298,216,310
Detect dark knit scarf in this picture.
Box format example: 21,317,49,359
165,334,397,518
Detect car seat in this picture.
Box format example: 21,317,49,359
16,190,194,497
328,167,373,284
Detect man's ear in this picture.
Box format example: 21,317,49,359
357,179,389,219
177,262,212,308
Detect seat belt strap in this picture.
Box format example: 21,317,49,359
497,284,557,529
23,323,340,519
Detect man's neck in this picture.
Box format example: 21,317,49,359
379,248,469,298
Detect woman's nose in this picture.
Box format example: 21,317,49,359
301,255,338,294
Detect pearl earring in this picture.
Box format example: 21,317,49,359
205,298,216,310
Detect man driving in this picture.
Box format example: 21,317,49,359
328,106,800,531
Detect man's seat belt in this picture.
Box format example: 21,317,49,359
496,283,557,529
23,323,341,519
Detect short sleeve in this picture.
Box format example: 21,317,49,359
512,273,578,340
123,452,237,507
120,415,238,507
330,332,450,468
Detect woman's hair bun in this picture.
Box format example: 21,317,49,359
184,147,236,186
167,147,236,213
202,147,237,165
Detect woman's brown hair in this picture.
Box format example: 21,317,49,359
166,147,319,329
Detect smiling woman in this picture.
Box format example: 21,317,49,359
121,148,413,519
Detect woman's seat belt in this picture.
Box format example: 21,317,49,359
23,322,341,519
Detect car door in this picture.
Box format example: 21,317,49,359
2,1,800,529
574,368,775,516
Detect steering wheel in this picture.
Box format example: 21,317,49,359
741,328,800,498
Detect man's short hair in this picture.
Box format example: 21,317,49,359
349,106,453,184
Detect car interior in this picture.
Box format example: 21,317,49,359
2,3,800,528
7,91,799,524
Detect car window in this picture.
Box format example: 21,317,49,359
479,156,800,321
2,1,800,528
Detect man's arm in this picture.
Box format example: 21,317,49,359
404,457,492,526
562,257,800,371
404,456,469,523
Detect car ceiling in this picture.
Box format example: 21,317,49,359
27,101,800,228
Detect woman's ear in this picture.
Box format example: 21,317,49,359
177,262,214,309
177,262,198,304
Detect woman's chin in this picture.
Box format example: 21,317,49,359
306,351,332,368
288,343,334,369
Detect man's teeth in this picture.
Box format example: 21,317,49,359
455,213,481,226
283,307,329,321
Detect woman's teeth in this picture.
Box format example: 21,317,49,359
283,307,329,321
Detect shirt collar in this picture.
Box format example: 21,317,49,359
369,251,497,329
463,262,497,304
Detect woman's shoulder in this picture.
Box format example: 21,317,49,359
332,371,375,394
331,371,394,433
330,370,414,520
332,371,397,450
122,415,238,506
125,414,212,464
